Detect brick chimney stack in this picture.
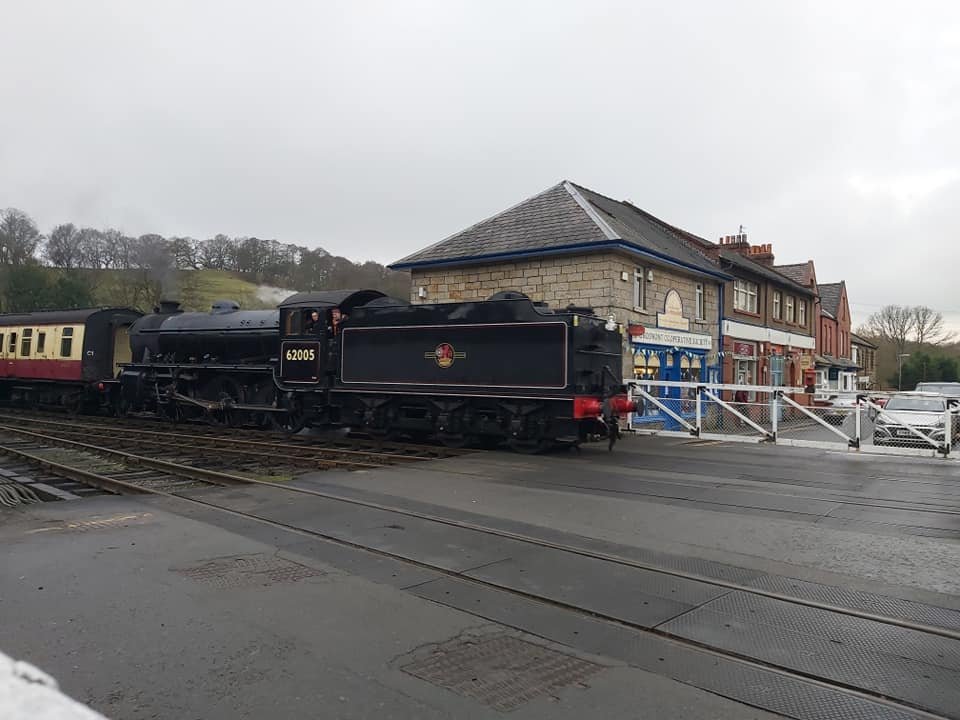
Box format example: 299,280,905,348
746,243,775,266
716,233,776,266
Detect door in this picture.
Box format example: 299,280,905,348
113,326,132,377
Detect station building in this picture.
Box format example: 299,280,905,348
390,181,731,388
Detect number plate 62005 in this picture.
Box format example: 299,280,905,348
280,341,321,383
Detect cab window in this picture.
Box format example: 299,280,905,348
37,331,46,354
61,327,74,357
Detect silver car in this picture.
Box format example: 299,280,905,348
872,393,957,447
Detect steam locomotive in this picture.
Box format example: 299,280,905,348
1,290,633,451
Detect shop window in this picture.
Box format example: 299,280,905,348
37,332,46,354
633,353,660,381
695,284,704,320
798,300,806,326
20,328,32,356
60,327,74,357
773,291,782,320
786,296,795,323
633,268,647,310
733,279,758,313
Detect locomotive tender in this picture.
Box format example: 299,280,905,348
1,290,633,450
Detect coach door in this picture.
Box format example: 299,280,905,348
112,325,132,377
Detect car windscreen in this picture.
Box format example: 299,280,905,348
885,397,946,412
916,384,960,396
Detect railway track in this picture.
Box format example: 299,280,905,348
2,417,957,718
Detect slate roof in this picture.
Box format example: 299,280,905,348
717,251,815,296
391,180,728,278
850,332,878,349
818,282,844,317
774,262,811,286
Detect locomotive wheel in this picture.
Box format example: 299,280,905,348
272,395,306,434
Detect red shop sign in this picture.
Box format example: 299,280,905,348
733,342,755,357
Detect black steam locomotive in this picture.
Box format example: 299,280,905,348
116,289,631,449
4,290,632,450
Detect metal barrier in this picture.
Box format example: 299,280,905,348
624,380,954,458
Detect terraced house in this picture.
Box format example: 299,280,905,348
390,181,731,387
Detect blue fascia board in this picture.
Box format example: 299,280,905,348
390,240,732,281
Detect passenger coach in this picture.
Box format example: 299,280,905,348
0,307,142,409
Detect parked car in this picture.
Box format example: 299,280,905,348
822,393,858,425
873,392,957,447
915,382,960,411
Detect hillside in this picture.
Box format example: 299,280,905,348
1,266,411,313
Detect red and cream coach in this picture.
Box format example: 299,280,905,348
0,307,142,410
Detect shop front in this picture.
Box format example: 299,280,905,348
721,320,815,400
629,326,715,428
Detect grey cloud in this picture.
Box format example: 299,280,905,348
1,1,957,327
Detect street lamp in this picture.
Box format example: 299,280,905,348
897,353,911,391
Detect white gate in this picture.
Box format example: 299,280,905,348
624,380,953,458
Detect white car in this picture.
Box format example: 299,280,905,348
822,393,858,425
873,392,957,447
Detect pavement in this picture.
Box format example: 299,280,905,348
2,435,960,719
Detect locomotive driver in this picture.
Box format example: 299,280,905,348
304,309,322,334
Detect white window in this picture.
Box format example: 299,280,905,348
798,299,806,326
773,291,782,320
786,296,795,323
695,284,704,320
634,268,646,310
20,328,32,357
60,327,74,358
733,279,758,313
851,345,859,364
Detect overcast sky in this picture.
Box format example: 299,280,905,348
1,1,958,328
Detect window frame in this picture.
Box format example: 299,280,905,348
772,291,782,320
785,295,796,323
20,328,33,357
798,299,806,326
695,283,704,320
60,327,75,358
8,332,16,355
634,267,647,311
37,331,46,354
733,279,759,314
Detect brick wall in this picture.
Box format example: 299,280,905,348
411,250,720,377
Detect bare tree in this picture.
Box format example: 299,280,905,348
77,227,108,269
912,305,955,345
170,236,199,269
44,223,83,268
865,305,915,356
198,233,233,269
0,208,41,265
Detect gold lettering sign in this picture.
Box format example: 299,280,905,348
657,290,690,331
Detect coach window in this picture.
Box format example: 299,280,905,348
0,333,4,356
8,332,16,354
20,329,33,356
61,327,74,357
37,331,46,354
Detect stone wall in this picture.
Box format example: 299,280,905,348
410,250,721,377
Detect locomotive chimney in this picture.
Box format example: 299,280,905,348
158,300,182,314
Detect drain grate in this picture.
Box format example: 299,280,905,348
401,632,601,712
173,553,324,589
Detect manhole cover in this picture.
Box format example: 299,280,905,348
173,553,323,589
401,633,601,712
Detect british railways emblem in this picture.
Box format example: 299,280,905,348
424,342,466,368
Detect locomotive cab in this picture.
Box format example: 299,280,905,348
277,290,394,386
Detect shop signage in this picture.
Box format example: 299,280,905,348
733,341,755,357
657,290,690,331
633,327,712,350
